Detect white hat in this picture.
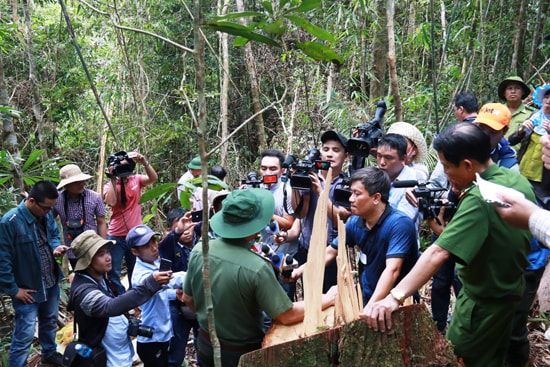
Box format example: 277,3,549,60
387,122,428,163
57,164,92,189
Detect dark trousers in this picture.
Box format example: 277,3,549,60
431,255,462,332
168,301,200,367
137,341,170,367
196,332,260,367
294,245,337,294
506,267,545,366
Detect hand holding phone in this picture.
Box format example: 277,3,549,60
159,258,173,272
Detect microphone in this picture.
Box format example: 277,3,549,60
392,180,421,188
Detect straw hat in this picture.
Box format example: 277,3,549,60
57,164,92,189
387,122,428,163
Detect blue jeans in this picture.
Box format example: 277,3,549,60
9,284,60,367
107,235,136,295
168,301,200,367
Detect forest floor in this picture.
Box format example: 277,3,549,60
1,280,549,366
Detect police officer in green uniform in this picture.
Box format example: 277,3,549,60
182,189,336,367
363,119,536,367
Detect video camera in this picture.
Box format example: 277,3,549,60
241,172,278,188
392,179,457,222
347,100,387,157
261,245,299,278
105,151,136,178
333,177,352,209
281,149,330,191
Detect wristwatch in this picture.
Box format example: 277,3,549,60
390,288,407,306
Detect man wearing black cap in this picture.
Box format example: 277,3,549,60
182,189,336,367
287,130,349,292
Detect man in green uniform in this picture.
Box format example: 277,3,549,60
363,120,535,367
499,76,536,144
182,188,336,367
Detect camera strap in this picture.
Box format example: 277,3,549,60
63,190,86,225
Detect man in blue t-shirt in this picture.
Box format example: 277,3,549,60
291,166,418,306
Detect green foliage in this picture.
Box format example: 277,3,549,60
0,150,70,215
207,0,342,64
176,175,229,210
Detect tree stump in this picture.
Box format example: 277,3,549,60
239,304,460,367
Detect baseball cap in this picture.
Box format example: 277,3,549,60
321,130,348,148
473,103,511,131
126,225,160,248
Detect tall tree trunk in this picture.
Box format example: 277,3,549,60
193,1,221,366
510,0,528,75
527,0,548,81
22,0,48,155
369,0,387,101
0,52,24,191
386,0,401,121
235,0,267,154
218,0,231,167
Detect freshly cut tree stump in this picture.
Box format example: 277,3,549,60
239,304,460,367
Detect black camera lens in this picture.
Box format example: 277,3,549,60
127,318,154,338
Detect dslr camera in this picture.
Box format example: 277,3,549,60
127,318,154,338
105,151,136,178
241,172,277,188
392,179,457,222
282,149,330,191
347,100,387,157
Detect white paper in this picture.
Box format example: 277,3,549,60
475,173,524,207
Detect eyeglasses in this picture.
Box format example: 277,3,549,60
35,202,54,212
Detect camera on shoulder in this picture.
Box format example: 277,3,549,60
105,151,136,178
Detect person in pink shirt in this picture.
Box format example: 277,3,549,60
104,151,158,294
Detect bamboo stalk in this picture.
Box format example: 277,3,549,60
303,168,332,335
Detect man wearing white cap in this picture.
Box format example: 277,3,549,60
53,164,107,269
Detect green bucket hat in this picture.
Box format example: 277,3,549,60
71,230,114,272
188,156,201,170
210,188,275,239
498,76,530,101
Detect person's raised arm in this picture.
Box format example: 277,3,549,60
135,153,158,186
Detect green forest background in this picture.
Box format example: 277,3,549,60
1,0,549,225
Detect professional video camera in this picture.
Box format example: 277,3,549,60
127,318,154,338
347,100,387,157
105,151,136,178
261,245,299,278
281,149,330,191
392,179,457,222
333,176,352,209
241,172,277,188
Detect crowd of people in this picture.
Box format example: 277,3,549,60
1,76,550,367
